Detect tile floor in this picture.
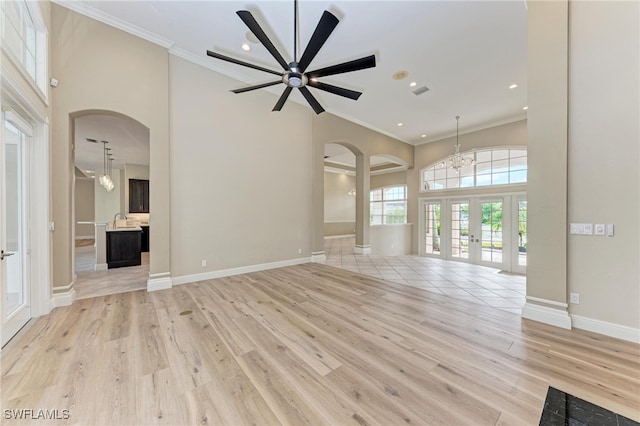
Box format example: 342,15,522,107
74,243,149,300
73,237,526,314
322,236,526,315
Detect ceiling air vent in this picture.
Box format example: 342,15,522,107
412,86,430,96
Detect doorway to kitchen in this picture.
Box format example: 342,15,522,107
72,112,150,299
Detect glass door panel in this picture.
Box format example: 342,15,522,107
2,118,29,347
480,201,503,265
424,202,441,255
450,201,470,260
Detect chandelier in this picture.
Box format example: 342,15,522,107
439,116,474,173
98,141,115,192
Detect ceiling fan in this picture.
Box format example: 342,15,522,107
206,0,376,114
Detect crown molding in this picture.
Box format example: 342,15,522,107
51,0,174,48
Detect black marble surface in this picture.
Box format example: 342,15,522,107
539,387,639,426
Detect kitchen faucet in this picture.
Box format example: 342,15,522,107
114,212,126,222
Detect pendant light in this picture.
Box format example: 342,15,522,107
439,116,475,173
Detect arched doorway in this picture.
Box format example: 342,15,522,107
71,110,151,299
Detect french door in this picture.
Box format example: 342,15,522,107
1,112,31,347
420,194,526,273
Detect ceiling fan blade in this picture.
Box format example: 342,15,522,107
207,51,282,76
306,80,362,100
236,10,289,70
298,87,325,114
306,54,376,79
297,10,339,72
232,80,282,94
273,86,293,111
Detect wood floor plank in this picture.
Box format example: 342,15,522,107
1,263,638,425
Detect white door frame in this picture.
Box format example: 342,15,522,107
1,72,51,349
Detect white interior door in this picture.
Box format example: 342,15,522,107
1,113,31,347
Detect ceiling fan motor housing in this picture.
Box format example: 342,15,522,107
284,62,306,87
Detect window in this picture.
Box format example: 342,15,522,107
1,0,48,95
370,185,407,225
421,147,527,191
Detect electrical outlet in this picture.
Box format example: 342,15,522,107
201,260,207,268
569,293,580,304
594,224,605,236
298,248,302,254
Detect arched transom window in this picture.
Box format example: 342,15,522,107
421,147,527,191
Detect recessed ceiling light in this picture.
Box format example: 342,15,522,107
241,43,251,51
523,106,528,110
421,134,427,138
409,81,417,87
509,83,518,89
392,70,409,80
397,123,403,126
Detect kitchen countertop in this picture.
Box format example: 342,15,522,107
106,223,142,232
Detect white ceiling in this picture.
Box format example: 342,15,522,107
61,0,528,148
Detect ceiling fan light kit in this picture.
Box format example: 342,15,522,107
206,0,376,114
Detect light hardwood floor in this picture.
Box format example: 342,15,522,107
2,263,638,425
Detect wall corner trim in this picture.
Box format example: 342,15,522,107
147,272,172,292
353,245,372,255
571,315,640,344
522,301,572,329
311,252,327,262
50,284,76,309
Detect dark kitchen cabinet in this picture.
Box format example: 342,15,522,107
129,179,149,213
141,225,150,253
106,230,141,268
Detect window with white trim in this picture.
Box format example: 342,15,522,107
370,185,407,225
1,0,48,95
421,147,526,191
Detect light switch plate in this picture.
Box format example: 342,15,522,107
607,224,614,237
594,224,605,235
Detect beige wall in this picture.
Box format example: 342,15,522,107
371,171,407,190
408,119,527,253
324,171,356,237
324,172,356,222
566,1,639,329
525,1,570,319
50,4,170,288
168,55,313,277
74,178,94,237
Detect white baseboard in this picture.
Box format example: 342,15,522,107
522,301,572,330
50,283,76,309
147,272,172,292
571,315,640,344
311,252,327,262
353,245,372,255
324,234,356,240
94,263,107,271
75,235,94,240
172,257,310,286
